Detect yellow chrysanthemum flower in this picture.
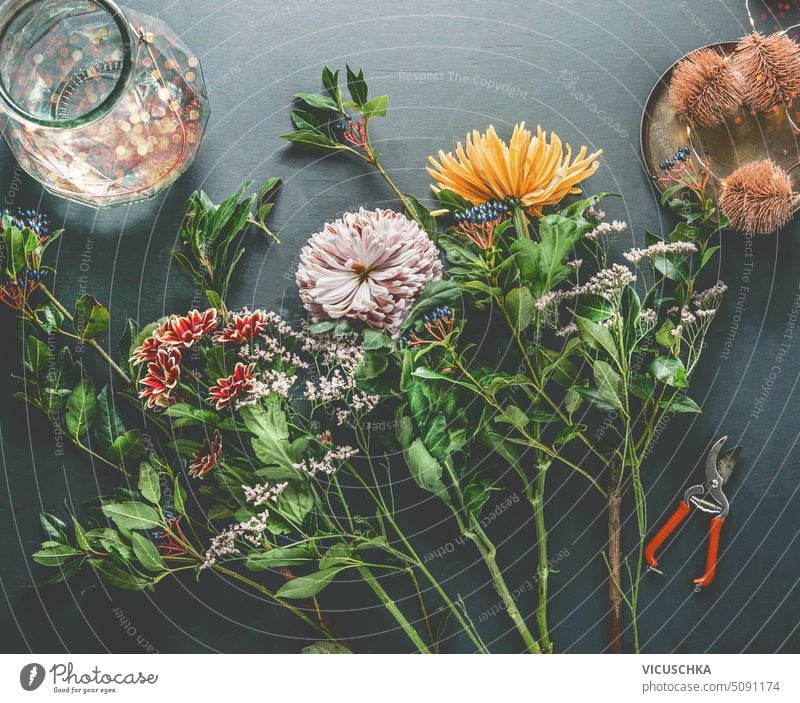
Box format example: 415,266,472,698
426,122,602,217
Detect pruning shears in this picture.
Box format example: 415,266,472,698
645,436,742,591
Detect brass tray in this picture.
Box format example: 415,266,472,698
641,41,800,208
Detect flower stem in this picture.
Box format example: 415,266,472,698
212,564,338,642
607,459,624,654
532,460,553,653
40,284,132,386
466,519,541,654
356,565,431,653
512,206,531,240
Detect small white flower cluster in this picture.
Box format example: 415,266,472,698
299,328,365,378
243,481,289,507
305,368,355,403
293,445,358,476
335,391,381,426
555,322,578,338
578,264,636,301
639,308,658,327
623,241,697,264
201,482,288,569
585,219,627,241
241,336,307,368
693,280,728,310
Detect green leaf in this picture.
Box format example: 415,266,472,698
131,532,166,572
276,567,348,599
494,405,530,431
89,559,153,591
279,129,343,152
65,378,96,439
301,641,352,654
506,286,535,331
407,280,461,322
24,335,50,376
574,294,615,322
359,95,388,118
404,194,437,236
655,319,677,350
72,517,90,551
245,547,313,571
273,483,314,526
23,558,84,587
73,294,110,340
346,65,368,106
511,212,593,297
101,502,161,531
554,424,584,446
174,476,187,516
295,91,340,112
575,317,617,360
108,430,146,465
241,402,295,471
32,544,82,567
37,302,65,335
404,438,451,504
663,394,702,413
138,462,161,504
322,65,342,106
39,512,68,542
650,356,688,388
620,287,641,349
355,349,389,381
94,386,126,452
593,359,624,411
574,386,618,412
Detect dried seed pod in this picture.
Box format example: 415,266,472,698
669,48,744,127
719,159,796,234
732,32,800,111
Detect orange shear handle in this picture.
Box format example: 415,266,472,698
645,500,691,569
693,517,725,589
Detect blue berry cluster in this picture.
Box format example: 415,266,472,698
1,268,46,289
454,200,510,224
659,146,691,171
1,207,50,238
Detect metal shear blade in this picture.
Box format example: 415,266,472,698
684,436,741,519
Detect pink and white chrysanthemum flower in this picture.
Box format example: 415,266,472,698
296,208,442,337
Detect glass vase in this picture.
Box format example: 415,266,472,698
0,0,210,208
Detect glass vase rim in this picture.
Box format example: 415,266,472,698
0,0,135,130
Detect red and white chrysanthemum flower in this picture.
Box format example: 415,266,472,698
188,430,223,479
139,347,182,409
213,309,267,344
129,333,163,366
208,362,257,410
158,309,218,348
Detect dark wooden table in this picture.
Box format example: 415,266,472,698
1,0,798,653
